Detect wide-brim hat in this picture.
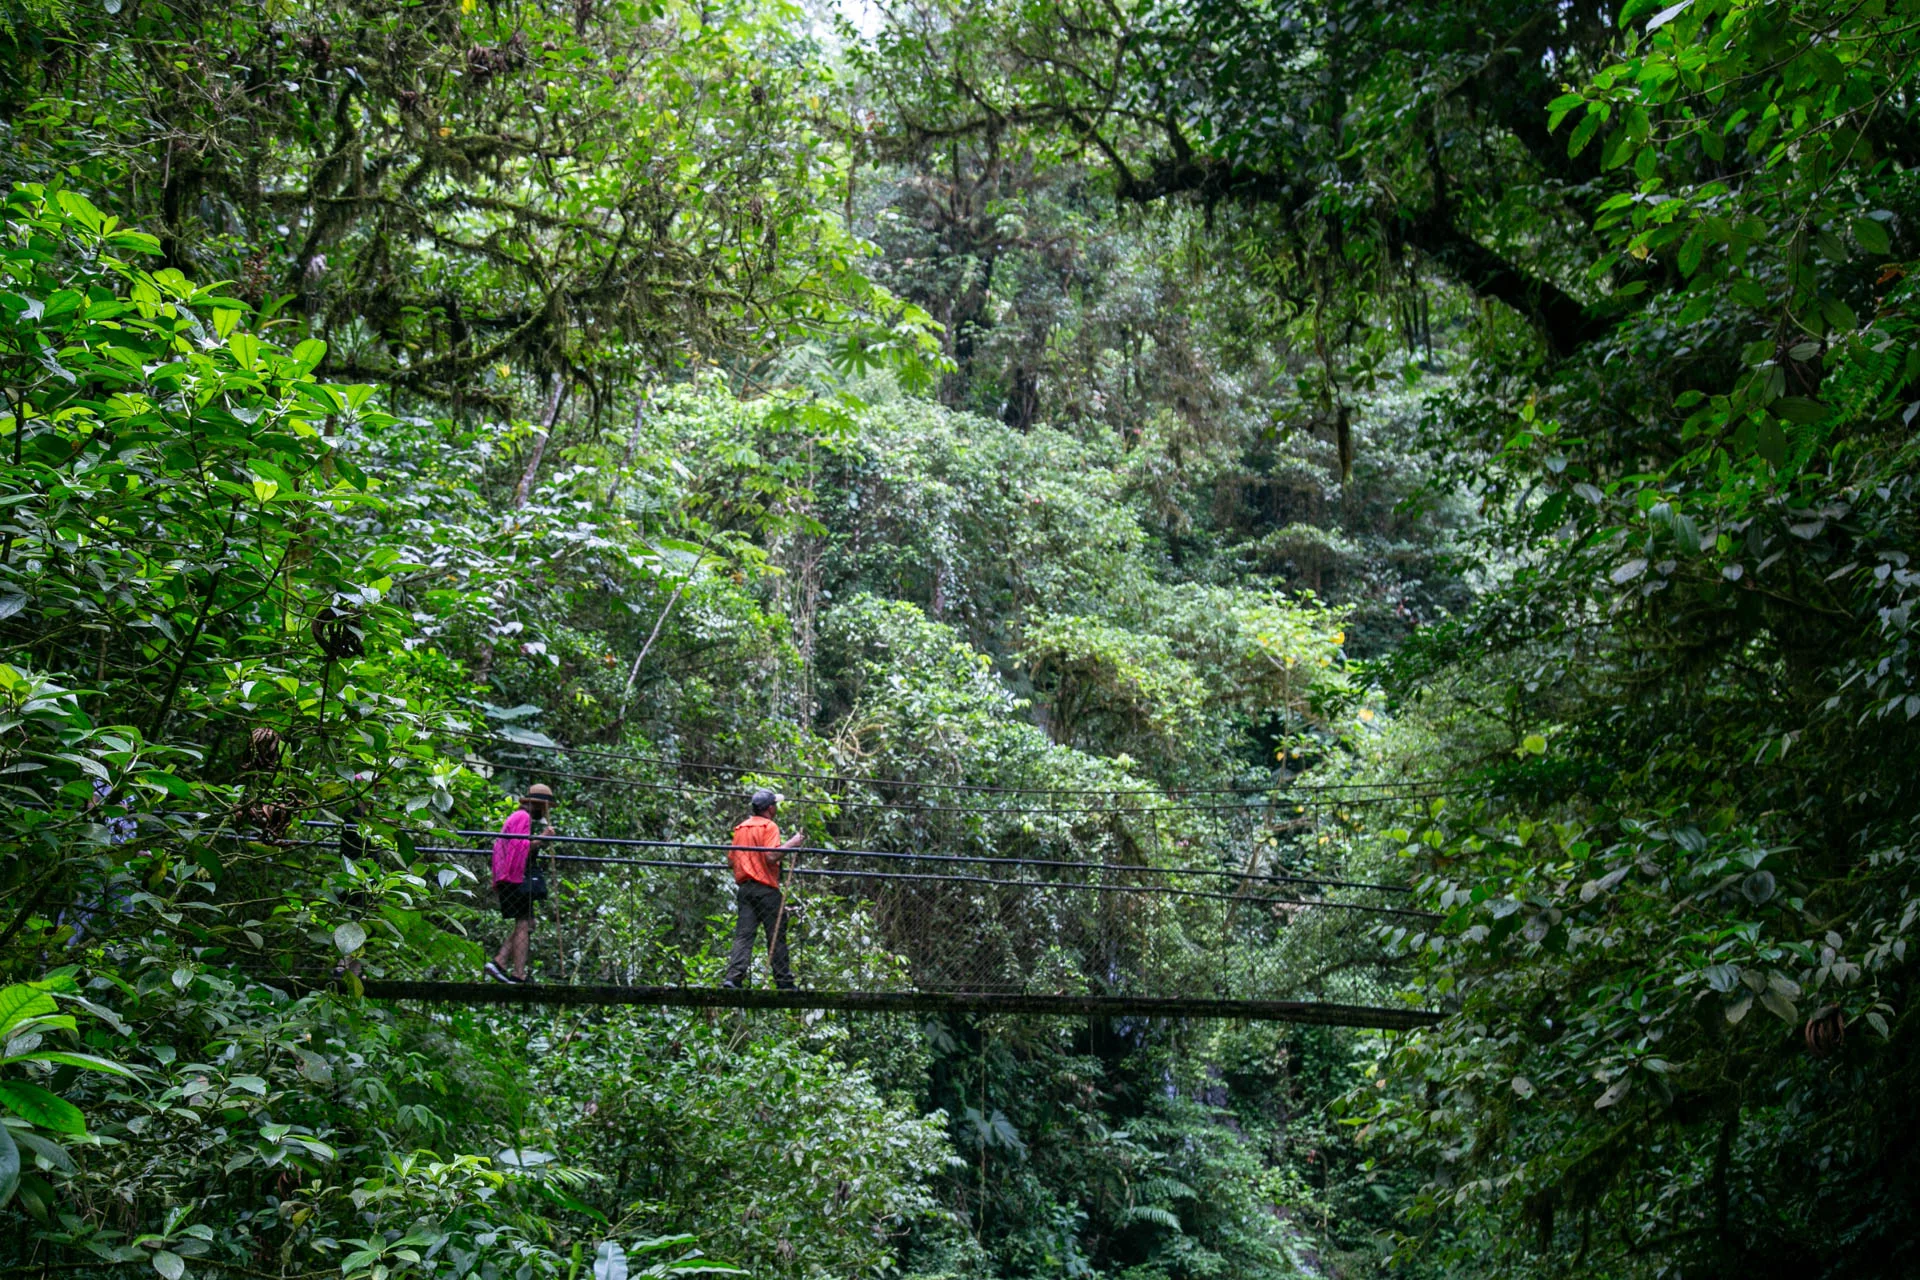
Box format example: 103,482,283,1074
526,783,555,801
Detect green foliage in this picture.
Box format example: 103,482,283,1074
0,0,943,404
0,184,973,1280
1,183,418,745
534,1008,952,1279
0,167,1389,1280
854,0,1920,1270
0,184,481,988
30,0,1887,1268
0,971,138,1211
1017,614,1206,750
1308,1,1920,1275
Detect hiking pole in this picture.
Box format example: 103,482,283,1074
551,861,570,984
767,838,825,988
767,846,797,985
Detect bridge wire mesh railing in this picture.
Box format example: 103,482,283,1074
296,824,1436,1003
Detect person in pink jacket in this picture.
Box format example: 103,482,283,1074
484,783,554,983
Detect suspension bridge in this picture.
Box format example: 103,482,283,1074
289,737,1456,1030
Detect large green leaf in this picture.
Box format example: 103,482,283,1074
0,986,56,1039
1772,395,1829,424
0,1122,18,1206
0,1082,86,1134
4,1050,139,1079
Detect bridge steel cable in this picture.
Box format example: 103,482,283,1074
301,822,1422,895
392,844,1440,920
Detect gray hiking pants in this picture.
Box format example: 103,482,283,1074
724,880,794,989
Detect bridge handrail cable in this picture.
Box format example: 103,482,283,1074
308,822,1419,895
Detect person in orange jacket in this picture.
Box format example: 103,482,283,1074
721,788,806,989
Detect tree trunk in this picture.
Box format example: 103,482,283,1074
618,386,648,474
618,583,684,718
512,373,568,509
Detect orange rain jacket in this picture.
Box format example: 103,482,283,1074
729,815,783,888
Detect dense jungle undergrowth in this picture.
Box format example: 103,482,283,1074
3,0,1919,1275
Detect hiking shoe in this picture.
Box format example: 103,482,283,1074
484,961,513,984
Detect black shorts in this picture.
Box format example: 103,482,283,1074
496,881,534,920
